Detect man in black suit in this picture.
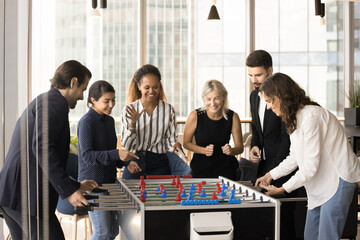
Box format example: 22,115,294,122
246,50,291,186
246,50,296,239
0,60,98,240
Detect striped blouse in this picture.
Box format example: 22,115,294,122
121,99,177,154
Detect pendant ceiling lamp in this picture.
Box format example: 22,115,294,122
90,0,107,17
315,0,326,25
208,0,220,20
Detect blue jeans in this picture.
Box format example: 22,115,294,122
122,151,171,179
166,152,192,176
304,177,356,240
89,193,120,240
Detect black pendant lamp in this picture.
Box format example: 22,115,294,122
315,0,325,25
208,0,220,20
90,0,107,17
100,0,107,8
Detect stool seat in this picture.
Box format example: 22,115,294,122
56,210,92,240
56,152,92,239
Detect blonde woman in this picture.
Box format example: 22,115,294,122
183,80,243,180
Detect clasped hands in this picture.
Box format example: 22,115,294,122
204,143,232,157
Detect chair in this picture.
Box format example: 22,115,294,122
56,152,92,240
236,132,259,181
243,132,252,149
237,132,252,160
177,133,195,165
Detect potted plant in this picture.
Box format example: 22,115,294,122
69,135,78,155
344,78,360,126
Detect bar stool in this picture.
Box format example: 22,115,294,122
56,210,92,240
56,152,92,239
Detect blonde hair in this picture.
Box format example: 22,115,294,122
126,64,167,104
200,80,229,120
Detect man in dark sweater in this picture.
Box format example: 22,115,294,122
0,60,98,240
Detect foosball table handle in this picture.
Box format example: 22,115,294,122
74,206,94,214
92,188,109,193
83,195,99,200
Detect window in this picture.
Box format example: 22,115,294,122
31,0,354,136
355,2,360,81
256,0,344,115
195,0,246,117
146,0,190,118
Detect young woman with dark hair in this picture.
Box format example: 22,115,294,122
77,80,138,240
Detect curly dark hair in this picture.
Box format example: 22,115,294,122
260,73,320,134
126,64,167,103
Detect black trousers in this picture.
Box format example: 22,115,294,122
0,205,65,240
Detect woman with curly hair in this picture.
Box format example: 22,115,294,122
255,73,360,239
120,64,187,179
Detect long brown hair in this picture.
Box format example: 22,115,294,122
126,64,167,104
260,73,320,134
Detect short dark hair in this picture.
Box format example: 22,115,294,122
87,80,115,107
50,60,92,89
246,50,273,70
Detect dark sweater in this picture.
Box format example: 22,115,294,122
77,107,123,184
0,88,80,217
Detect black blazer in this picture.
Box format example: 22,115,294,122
250,90,291,187
0,88,80,217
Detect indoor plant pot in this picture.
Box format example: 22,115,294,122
344,108,360,126
344,79,360,126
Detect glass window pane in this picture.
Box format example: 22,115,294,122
355,3,360,81
195,0,246,118
256,0,344,116
32,0,138,132
146,0,189,118
255,0,279,52
279,0,308,52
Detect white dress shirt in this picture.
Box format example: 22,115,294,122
258,91,266,132
270,105,360,209
258,91,266,159
121,99,177,154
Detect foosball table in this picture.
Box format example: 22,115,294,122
77,176,281,240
